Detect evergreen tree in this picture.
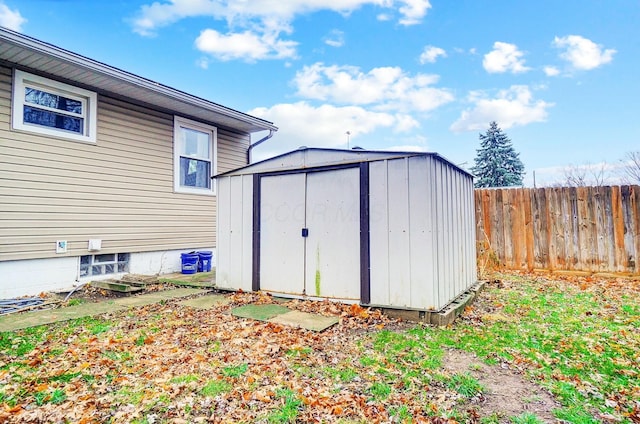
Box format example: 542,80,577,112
471,121,525,188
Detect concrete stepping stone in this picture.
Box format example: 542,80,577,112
231,304,290,321
269,310,339,332
179,294,230,309
230,304,339,332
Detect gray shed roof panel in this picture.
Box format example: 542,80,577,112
217,147,473,178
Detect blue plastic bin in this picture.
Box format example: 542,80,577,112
197,251,213,272
181,252,199,274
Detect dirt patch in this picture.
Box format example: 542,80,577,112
441,348,560,422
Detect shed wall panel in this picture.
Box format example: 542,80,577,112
430,158,478,308
216,177,232,288
241,175,254,288
433,159,447,307
229,176,243,285
427,157,441,305
387,158,412,307
408,156,436,309
226,175,253,290
368,161,390,306
453,166,463,297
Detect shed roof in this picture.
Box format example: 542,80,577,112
0,27,277,134
216,147,473,177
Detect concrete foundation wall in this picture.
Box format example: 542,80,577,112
0,248,216,298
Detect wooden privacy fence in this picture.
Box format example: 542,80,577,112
475,185,640,274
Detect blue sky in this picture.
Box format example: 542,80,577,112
3,0,638,186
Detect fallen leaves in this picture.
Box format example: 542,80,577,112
1,271,638,423
0,294,412,423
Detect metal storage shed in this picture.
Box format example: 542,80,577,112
215,148,476,312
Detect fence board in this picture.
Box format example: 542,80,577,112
523,188,535,270
633,186,640,271
475,185,640,274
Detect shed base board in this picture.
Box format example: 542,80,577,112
215,281,485,326
248,291,361,305
369,281,485,326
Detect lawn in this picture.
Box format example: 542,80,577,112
0,273,638,423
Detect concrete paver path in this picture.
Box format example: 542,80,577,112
0,288,206,332
1,290,341,333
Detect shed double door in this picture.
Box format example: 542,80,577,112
259,168,361,299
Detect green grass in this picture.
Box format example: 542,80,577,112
511,412,545,424
102,350,133,363
201,379,231,397
407,275,640,423
445,372,484,398
323,364,358,382
135,332,147,346
389,404,412,422
480,413,502,424
357,274,639,422
367,381,392,401
265,387,303,423
32,388,66,406
49,371,81,383
0,325,49,357
222,363,248,378
115,387,145,405
169,374,200,384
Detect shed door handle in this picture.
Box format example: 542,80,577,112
301,228,309,237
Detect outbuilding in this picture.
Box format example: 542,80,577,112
215,148,476,312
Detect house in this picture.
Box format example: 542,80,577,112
0,27,277,298
215,148,477,312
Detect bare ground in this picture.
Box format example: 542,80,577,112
441,348,560,423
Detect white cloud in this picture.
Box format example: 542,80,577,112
133,0,431,36
394,114,420,132
450,85,553,132
195,28,297,61
293,63,454,112
419,45,446,64
0,2,26,32
543,66,560,77
553,35,615,70
324,29,345,48
132,1,431,60
383,143,427,152
248,101,418,159
398,0,431,25
483,41,530,74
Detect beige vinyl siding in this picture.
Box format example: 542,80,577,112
0,65,250,261
218,130,250,174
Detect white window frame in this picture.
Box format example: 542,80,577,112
12,69,97,143
173,116,217,195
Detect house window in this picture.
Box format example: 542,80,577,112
174,116,217,195
80,253,130,278
12,70,97,143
